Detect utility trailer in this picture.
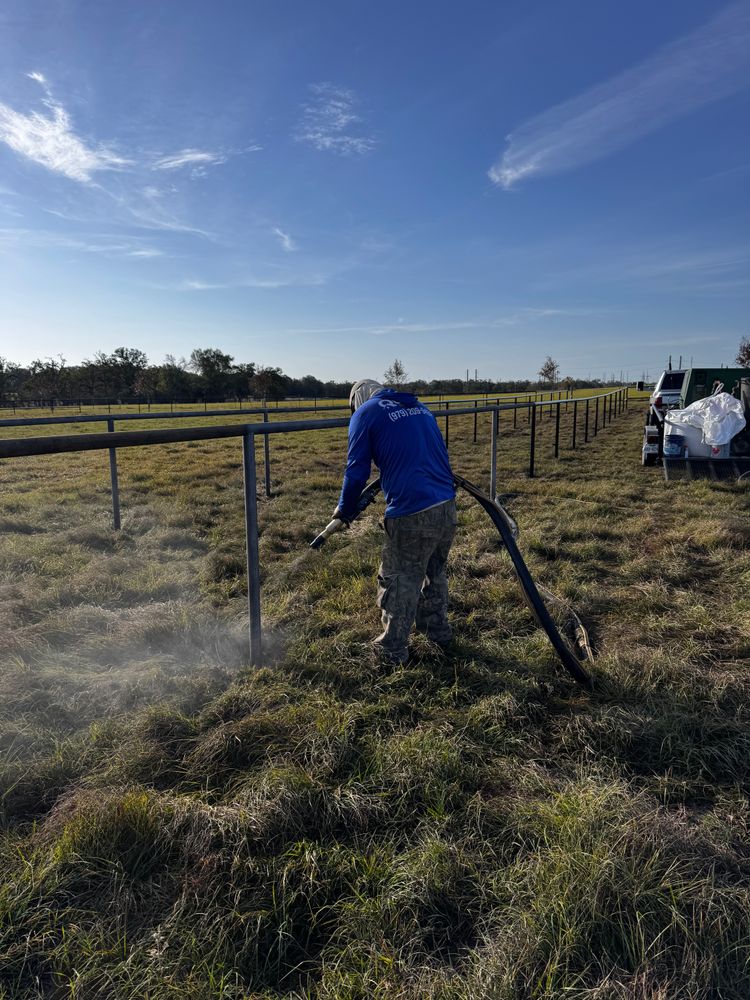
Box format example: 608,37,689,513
642,369,750,470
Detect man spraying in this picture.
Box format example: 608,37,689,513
333,378,457,665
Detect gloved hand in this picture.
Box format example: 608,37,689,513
332,508,351,527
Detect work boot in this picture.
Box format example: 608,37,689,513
369,637,410,670
416,625,453,648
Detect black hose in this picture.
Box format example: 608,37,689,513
453,474,591,687
311,474,593,688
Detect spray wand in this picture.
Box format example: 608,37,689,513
309,479,382,549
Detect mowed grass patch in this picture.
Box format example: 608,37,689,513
1,400,750,997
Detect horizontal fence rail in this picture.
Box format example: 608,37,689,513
0,391,573,429
0,388,628,665
0,387,573,415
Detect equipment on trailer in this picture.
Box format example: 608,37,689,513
311,475,593,688
642,368,750,471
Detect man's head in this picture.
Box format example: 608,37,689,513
349,379,385,413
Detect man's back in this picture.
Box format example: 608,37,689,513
339,389,454,518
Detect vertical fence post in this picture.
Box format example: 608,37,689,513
572,399,578,449
529,404,537,477
585,399,590,442
106,418,121,530
490,408,498,498
263,409,272,498
445,400,450,448
242,430,263,666
554,401,561,458
513,397,518,428
473,399,478,444
594,398,600,436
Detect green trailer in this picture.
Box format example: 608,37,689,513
679,367,750,408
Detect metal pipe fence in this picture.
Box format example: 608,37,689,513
0,388,628,665
0,392,561,429
0,387,572,417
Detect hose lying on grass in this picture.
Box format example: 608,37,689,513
311,474,593,689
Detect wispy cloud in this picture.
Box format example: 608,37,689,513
285,308,598,336
545,244,750,290
294,83,376,155
127,247,163,258
175,272,325,291
272,226,297,252
0,226,163,258
153,148,226,172
0,73,130,183
490,1,750,189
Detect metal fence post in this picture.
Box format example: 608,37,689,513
242,429,263,665
554,402,561,458
263,409,272,497
594,398,599,435
513,397,518,428
490,408,498,498
473,399,478,444
445,400,450,448
572,399,578,449
529,404,537,477
106,418,121,530
585,399,590,442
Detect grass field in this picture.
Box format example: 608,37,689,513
1,393,749,999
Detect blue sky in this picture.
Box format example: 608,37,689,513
0,0,748,382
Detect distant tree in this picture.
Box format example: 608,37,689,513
250,366,287,401
156,355,195,400
298,374,325,398
232,362,256,399
384,358,408,387
26,355,67,399
188,348,236,399
133,368,158,399
0,357,22,399
538,356,560,387
736,337,750,367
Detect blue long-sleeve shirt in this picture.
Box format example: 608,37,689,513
337,390,455,519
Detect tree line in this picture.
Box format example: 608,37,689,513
0,349,346,404
0,345,690,406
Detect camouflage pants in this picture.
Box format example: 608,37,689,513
375,499,457,663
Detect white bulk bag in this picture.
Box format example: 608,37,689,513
667,392,746,446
